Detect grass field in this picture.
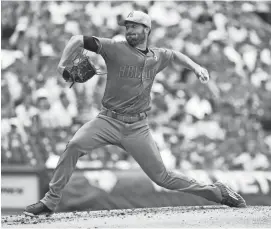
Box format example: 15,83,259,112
2,205,271,228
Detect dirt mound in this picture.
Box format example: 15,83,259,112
2,206,271,228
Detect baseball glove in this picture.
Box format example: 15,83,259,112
62,49,105,88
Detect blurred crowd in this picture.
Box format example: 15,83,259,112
1,1,271,171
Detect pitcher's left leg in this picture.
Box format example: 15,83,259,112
120,122,246,207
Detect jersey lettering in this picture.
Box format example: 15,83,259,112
127,66,135,78
143,68,156,80
119,65,156,80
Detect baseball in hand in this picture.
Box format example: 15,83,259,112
196,67,210,84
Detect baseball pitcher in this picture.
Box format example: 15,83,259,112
24,11,246,216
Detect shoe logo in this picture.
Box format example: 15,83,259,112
227,189,239,201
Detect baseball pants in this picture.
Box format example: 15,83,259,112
41,113,222,211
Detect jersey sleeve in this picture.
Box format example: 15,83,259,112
156,48,174,73
92,36,116,61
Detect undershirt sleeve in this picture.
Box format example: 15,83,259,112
83,36,98,53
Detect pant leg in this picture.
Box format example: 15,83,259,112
41,115,122,211
120,120,222,203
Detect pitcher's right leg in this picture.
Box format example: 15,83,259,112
24,115,123,216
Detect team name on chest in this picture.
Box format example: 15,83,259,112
119,65,157,80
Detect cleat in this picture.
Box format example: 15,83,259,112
24,201,53,217
215,181,247,208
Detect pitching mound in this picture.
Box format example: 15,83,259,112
2,206,271,228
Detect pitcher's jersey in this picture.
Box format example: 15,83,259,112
93,36,173,115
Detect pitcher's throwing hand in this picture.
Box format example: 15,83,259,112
195,66,210,84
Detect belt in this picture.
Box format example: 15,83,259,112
100,108,147,124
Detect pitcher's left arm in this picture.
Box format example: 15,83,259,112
172,50,209,83
172,50,220,98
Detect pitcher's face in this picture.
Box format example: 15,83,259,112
125,22,146,47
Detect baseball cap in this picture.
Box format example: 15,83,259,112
119,11,151,29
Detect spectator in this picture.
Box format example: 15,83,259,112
1,1,271,170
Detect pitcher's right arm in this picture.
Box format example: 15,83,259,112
57,35,98,75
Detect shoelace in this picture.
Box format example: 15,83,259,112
28,202,41,209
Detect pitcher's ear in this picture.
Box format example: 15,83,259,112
144,26,151,36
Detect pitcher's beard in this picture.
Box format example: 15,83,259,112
126,33,146,47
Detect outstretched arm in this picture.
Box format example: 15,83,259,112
172,50,209,83
172,50,220,98
57,35,84,75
